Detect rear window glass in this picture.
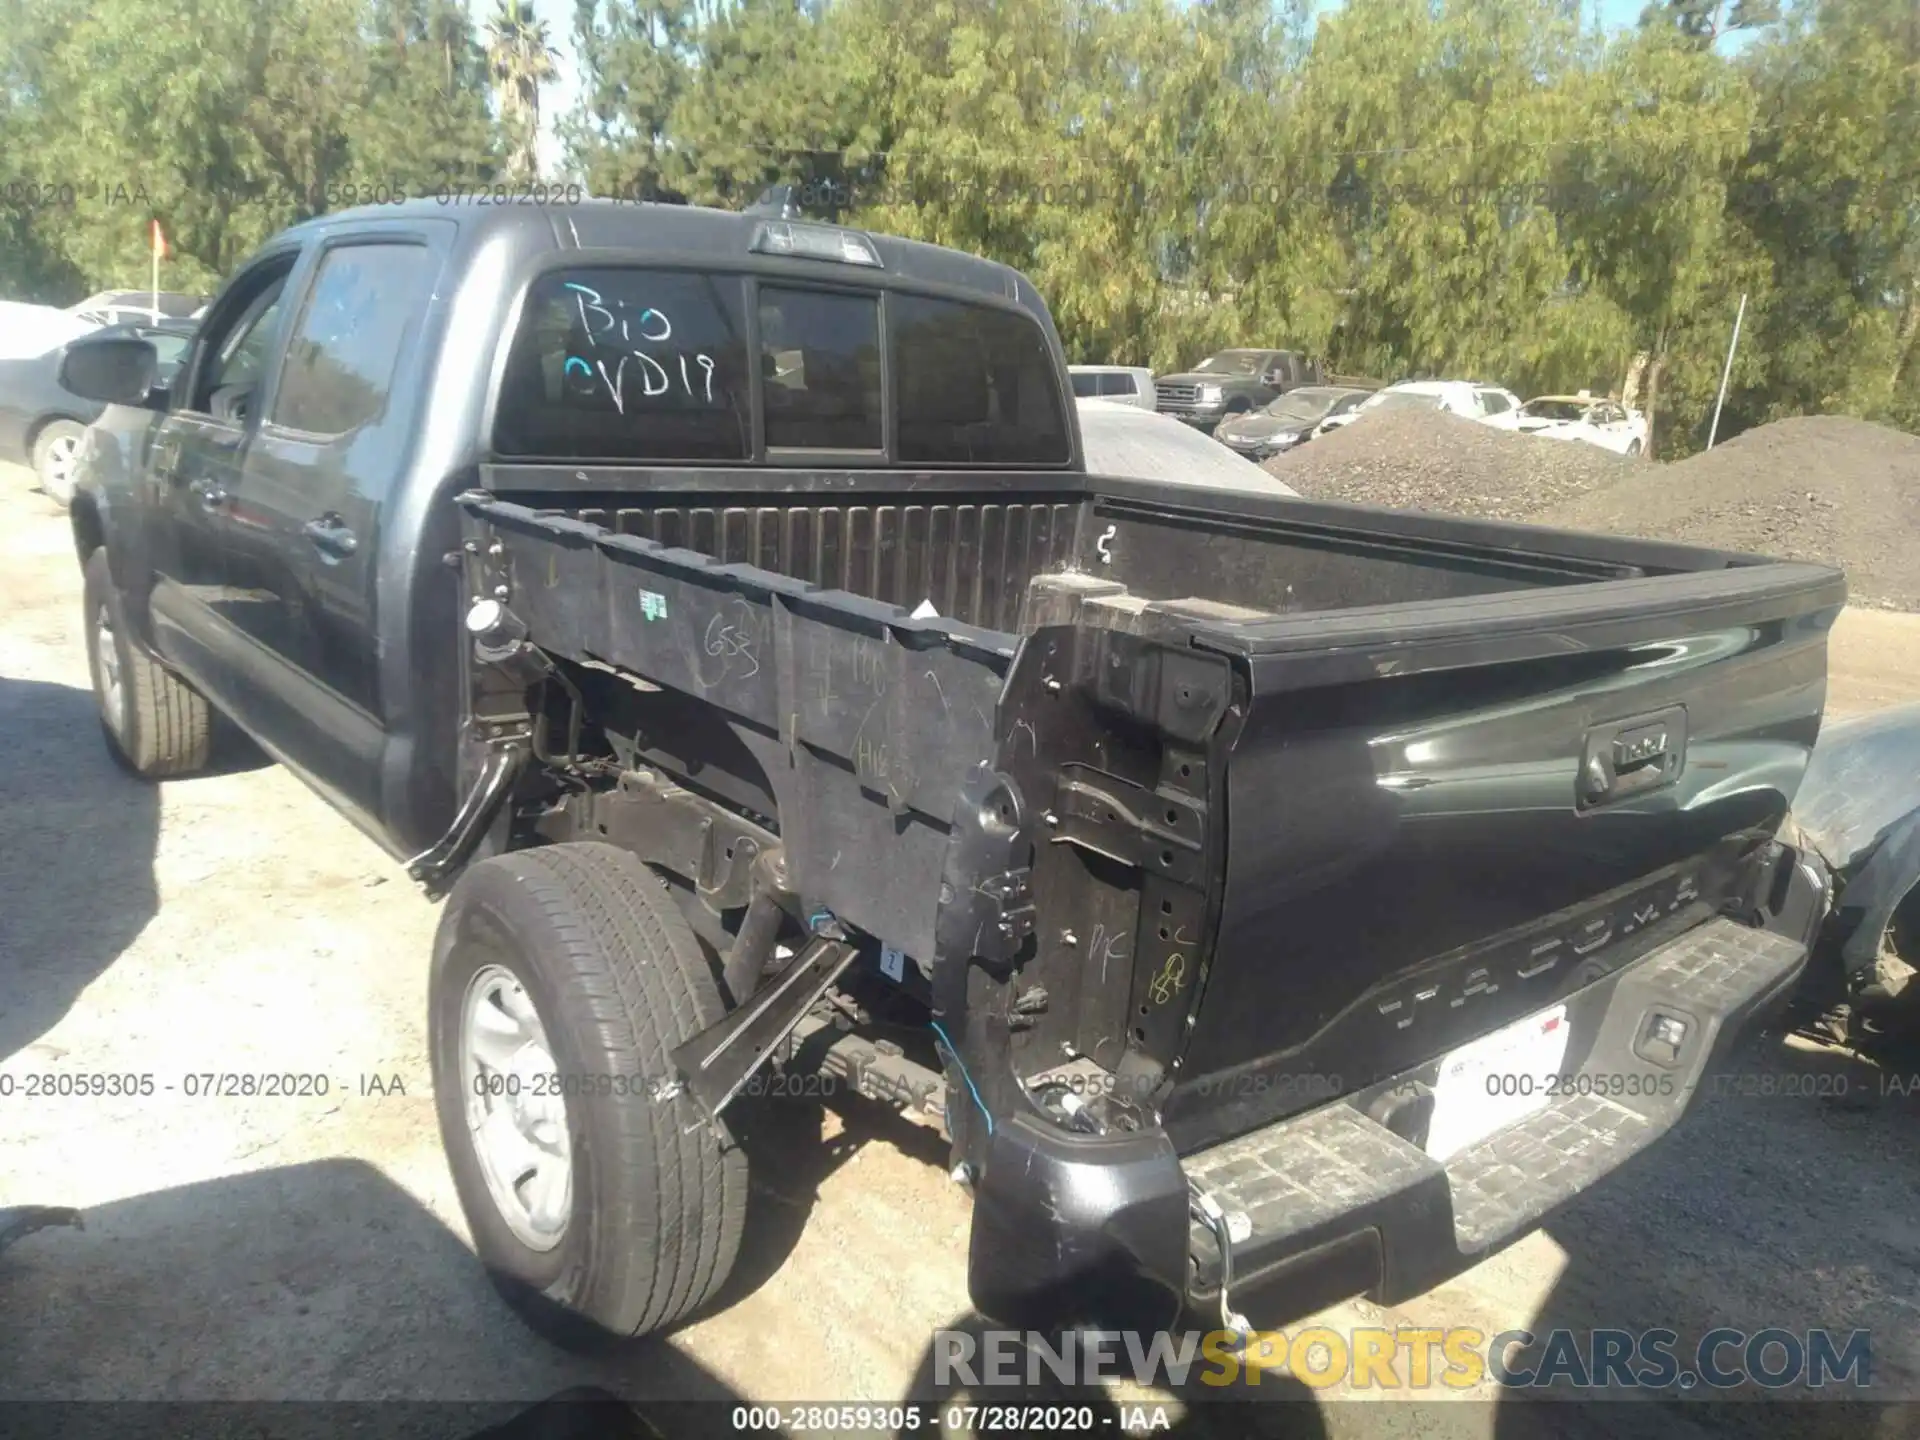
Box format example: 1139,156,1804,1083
759,287,882,450
494,269,751,461
493,268,1070,466
891,294,1069,464
1099,372,1137,397
1071,372,1102,398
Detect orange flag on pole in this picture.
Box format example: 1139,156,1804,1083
150,220,165,318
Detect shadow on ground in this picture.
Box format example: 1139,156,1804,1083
0,1130,1334,1440
1493,1024,1919,1440
710,1093,952,1314
0,676,160,1065
0,1157,746,1436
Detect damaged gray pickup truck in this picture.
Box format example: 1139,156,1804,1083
59,198,1909,1347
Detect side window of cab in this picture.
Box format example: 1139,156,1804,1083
177,251,302,427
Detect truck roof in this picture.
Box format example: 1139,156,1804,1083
282,198,1039,313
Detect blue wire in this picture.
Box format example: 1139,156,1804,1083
929,1020,994,1136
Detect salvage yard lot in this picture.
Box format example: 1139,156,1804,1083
2,460,1918,1433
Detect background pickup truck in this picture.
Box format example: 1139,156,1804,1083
63,200,1841,1346
1152,349,1322,429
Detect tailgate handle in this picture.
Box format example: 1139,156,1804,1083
1580,707,1687,808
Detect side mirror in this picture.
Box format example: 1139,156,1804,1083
59,334,160,405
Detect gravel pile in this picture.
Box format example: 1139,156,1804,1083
1265,408,1920,612
1537,415,1920,612
1261,406,1631,522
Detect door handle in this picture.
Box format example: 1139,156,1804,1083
303,515,359,559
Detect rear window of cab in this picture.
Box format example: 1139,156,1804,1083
492,267,1071,467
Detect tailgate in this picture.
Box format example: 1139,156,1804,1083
1081,557,1844,1154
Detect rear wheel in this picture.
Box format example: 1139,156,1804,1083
32,420,86,507
83,547,211,778
430,842,747,1346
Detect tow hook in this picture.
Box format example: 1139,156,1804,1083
1188,1180,1253,1339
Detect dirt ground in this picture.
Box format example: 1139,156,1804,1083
3,461,1920,1436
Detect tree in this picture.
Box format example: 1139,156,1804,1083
355,0,502,193
486,0,560,182
1638,0,1781,46
562,0,697,199
1556,25,1761,451
22,0,370,288
667,0,872,213
1270,0,1620,392
6,0,504,296
1731,0,1920,433
0,1,83,301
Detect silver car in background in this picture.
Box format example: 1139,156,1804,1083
1069,364,1156,411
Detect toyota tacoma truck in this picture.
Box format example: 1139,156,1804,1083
62,199,1842,1344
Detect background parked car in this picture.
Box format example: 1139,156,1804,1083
1315,379,1523,437
1152,348,1322,430
0,300,100,360
66,290,206,327
1212,384,1374,460
0,319,195,505
1493,393,1650,457
1068,364,1155,410
1076,397,1297,494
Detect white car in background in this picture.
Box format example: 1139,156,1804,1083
1315,379,1522,437
1076,398,1297,495
1069,365,1156,411
0,301,100,360
66,289,207,327
1495,394,1649,457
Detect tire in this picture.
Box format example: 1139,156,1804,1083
83,546,212,778
430,842,747,1346
32,420,86,507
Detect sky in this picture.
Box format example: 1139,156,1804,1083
516,0,1716,176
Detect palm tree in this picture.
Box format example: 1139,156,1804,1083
486,0,560,181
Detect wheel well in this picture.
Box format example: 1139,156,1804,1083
70,494,105,564
1890,882,1920,969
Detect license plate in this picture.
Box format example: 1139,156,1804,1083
1424,1004,1571,1161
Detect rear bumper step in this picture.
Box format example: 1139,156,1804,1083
966,904,1816,1334
1183,916,1809,1325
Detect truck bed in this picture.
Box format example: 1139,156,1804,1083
460,466,1845,1150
